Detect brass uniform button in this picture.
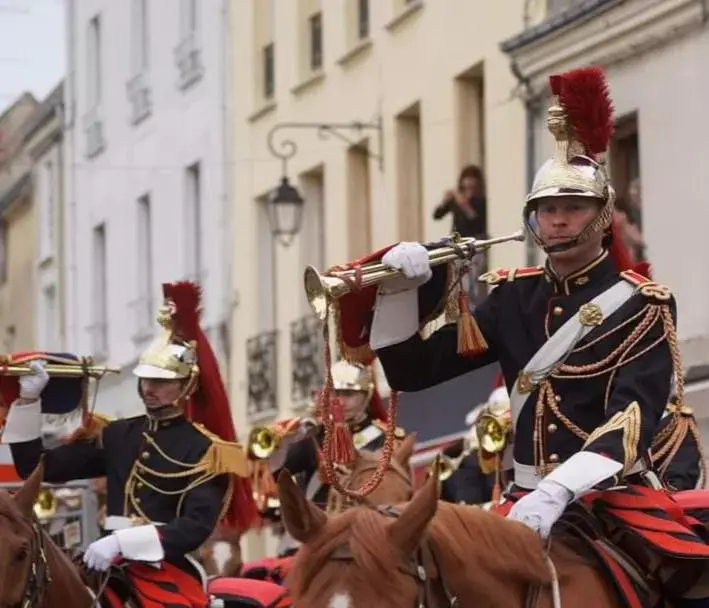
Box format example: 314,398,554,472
136,481,144,489
555,395,561,403
547,423,557,433
549,453,559,463
141,451,150,460
552,306,563,316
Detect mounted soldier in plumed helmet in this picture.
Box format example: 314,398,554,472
253,358,405,520
1,281,258,608
331,66,709,606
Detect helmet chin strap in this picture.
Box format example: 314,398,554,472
541,234,582,254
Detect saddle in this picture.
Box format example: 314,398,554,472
499,486,709,608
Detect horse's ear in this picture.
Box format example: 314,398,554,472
388,465,438,555
393,433,417,467
277,470,327,544
14,457,44,518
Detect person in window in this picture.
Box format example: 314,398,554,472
433,165,489,305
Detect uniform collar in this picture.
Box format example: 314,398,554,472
145,407,185,432
544,250,614,295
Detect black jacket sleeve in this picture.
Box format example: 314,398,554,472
158,475,230,558
433,198,454,220
279,431,322,477
376,282,503,392
440,453,494,505
10,438,106,482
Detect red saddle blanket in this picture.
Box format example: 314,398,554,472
208,577,292,607
493,485,709,608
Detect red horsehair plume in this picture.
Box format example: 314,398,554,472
162,281,202,342
553,66,614,159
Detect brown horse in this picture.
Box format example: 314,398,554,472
0,459,94,607
200,434,417,580
278,469,622,608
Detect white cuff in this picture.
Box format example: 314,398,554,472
2,401,42,443
544,451,623,499
115,525,164,562
370,288,419,350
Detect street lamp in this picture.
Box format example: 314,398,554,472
265,119,383,246
268,176,305,247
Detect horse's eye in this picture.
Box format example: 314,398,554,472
15,547,28,562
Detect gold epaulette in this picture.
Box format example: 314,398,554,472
619,269,672,302
193,423,250,478
372,418,406,439
478,266,544,286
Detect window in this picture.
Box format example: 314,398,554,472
609,114,644,263
395,102,423,241
86,15,102,108
39,160,55,262
180,0,197,38
135,194,153,336
309,12,323,71
42,285,58,350
263,43,275,100
184,163,202,281
131,0,149,74
92,224,108,356
358,0,370,39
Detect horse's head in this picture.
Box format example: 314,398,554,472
0,459,49,605
199,525,243,578
278,466,439,607
345,432,416,507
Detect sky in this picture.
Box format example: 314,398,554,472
0,0,65,111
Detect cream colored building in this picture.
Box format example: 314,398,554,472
0,85,65,356
501,0,709,438
230,0,548,559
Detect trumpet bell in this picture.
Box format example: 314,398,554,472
429,454,460,482
476,415,510,454
248,427,281,460
34,488,57,520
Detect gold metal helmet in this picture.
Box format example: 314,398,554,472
133,283,201,392
330,359,374,395
524,67,616,253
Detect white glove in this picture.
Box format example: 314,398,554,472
83,534,122,571
507,479,573,538
19,360,49,400
380,242,432,294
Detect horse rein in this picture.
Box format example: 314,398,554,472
15,514,51,608
326,504,458,608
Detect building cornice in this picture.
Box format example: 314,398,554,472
502,0,707,89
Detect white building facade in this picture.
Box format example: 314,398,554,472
63,0,235,417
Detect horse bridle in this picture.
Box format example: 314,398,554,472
15,514,51,608
326,505,459,608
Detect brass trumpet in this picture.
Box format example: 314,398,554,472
304,230,526,321
0,364,120,378
248,416,319,460
436,454,465,482
34,488,57,520
248,426,281,460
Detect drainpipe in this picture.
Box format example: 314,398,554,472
509,58,538,266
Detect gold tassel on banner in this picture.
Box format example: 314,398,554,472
457,291,488,357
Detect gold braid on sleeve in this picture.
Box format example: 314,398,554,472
650,305,706,489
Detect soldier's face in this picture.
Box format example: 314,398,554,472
535,196,604,260
336,390,368,421
140,378,184,408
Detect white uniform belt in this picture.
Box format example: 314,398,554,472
104,516,165,531
514,458,647,490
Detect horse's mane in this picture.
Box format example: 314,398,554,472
289,498,557,605
289,507,405,606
